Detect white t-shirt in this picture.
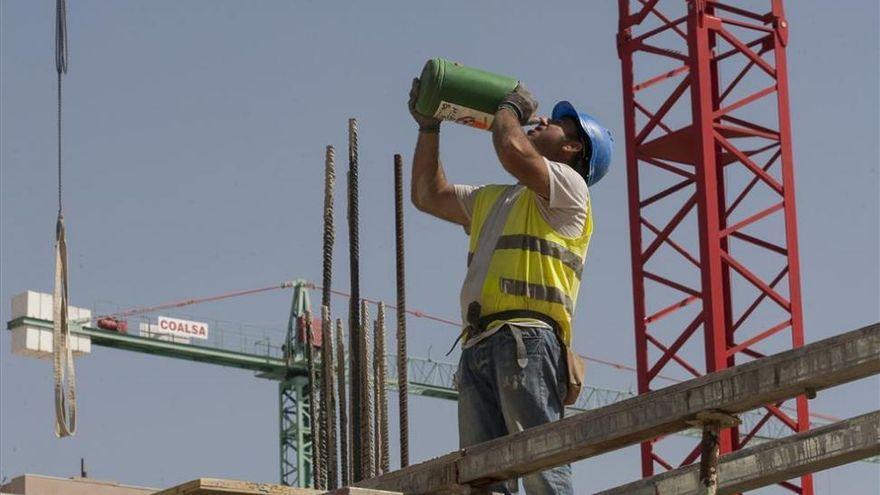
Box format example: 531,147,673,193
452,158,591,340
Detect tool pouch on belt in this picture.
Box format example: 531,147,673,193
464,304,586,406
562,345,585,406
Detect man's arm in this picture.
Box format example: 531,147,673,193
410,132,469,226
492,107,550,198
408,78,469,227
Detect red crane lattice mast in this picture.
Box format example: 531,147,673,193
617,1,812,493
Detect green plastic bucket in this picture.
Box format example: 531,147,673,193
415,58,519,130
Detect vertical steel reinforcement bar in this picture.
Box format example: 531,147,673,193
321,145,337,488
335,318,349,486
347,118,363,481
321,305,337,489
360,300,375,478
376,302,390,474
304,312,322,488
393,153,410,468
373,315,381,471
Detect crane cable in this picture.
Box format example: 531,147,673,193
52,0,76,438
97,281,296,321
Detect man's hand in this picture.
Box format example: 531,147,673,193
409,78,441,132
492,105,550,198
498,84,539,125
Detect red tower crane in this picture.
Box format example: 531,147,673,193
617,1,812,493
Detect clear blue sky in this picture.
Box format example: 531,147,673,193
1,1,877,493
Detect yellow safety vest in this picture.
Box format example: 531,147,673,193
467,184,592,347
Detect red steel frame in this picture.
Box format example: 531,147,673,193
617,1,812,493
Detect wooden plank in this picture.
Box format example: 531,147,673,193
154,478,401,495
356,323,879,493
595,410,880,494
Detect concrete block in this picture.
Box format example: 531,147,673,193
9,291,93,360
10,326,91,360
10,290,91,323
10,326,41,359
40,292,53,320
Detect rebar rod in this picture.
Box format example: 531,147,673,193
335,318,349,487
321,305,337,489
376,302,390,474
320,145,337,488
372,317,381,471
699,425,720,495
322,145,335,312
317,338,328,488
304,312,322,488
347,118,363,481
393,153,410,467
360,300,375,478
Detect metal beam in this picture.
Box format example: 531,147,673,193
7,316,295,377
7,317,526,403
355,323,879,494
596,411,880,495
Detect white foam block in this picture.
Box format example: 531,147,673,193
10,326,91,359
10,290,91,322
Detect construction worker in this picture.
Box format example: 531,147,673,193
408,78,613,495
409,79,613,495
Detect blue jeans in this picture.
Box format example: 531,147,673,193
457,325,573,495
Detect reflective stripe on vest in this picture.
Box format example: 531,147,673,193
495,234,585,279
498,278,574,315
467,184,592,346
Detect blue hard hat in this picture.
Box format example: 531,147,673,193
551,101,614,186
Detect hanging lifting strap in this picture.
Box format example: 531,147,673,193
53,0,76,438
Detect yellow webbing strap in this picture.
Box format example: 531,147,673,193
53,215,76,437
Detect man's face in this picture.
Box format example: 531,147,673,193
527,117,583,164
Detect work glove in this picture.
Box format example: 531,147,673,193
409,78,442,132
498,83,539,125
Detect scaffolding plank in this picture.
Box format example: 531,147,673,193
356,323,879,493
595,411,880,494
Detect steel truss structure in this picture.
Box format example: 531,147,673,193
280,377,312,487
617,1,812,492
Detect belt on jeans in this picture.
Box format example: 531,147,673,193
448,308,561,369
477,309,561,335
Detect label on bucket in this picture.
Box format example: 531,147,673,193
434,101,494,130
